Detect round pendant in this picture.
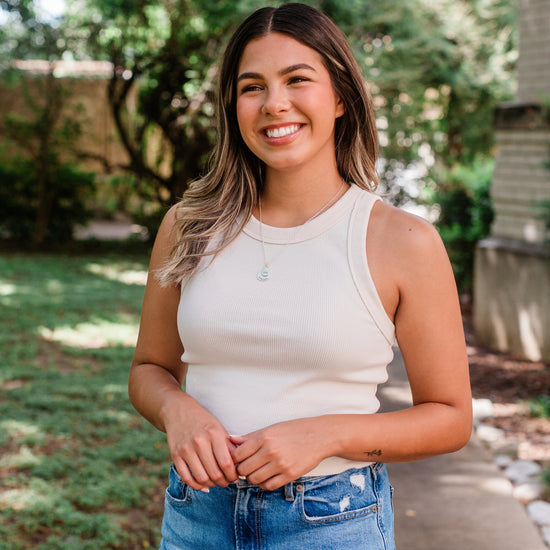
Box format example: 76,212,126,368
256,266,270,281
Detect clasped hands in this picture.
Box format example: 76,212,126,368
168,416,326,493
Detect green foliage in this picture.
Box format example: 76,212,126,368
59,0,270,204
0,251,168,549
3,0,517,207
542,468,550,498
344,0,517,201
528,394,550,419
0,155,94,243
0,0,67,63
0,71,96,244
424,157,494,293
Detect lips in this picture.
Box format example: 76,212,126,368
263,124,303,139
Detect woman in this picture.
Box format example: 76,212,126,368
129,3,472,549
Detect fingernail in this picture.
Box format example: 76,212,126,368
199,488,210,493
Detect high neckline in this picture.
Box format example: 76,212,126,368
244,184,362,244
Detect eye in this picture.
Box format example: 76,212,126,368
240,83,263,94
288,76,309,85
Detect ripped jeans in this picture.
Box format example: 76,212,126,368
159,463,395,550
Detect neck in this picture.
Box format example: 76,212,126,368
259,166,347,227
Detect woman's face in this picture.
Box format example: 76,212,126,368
235,32,344,175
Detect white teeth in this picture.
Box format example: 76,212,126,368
265,124,300,138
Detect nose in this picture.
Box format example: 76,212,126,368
261,85,290,115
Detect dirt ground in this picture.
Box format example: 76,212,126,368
464,314,550,464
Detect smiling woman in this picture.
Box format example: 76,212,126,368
235,33,344,179
128,3,472,549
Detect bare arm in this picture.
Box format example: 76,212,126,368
332,203,472,461
232,203,472,489
129,207,238,491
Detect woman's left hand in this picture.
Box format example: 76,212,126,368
229,418,328,490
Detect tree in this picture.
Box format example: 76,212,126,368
346,0,517,203
59,0,266,210
0,2,95,244
1,0,517,226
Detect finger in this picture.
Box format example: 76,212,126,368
173,457,211,493
193,438,236,487
231,436,261,463
236,448,275,480
229,434,247,446
226,438,238,455
211,438,238,484
257,474,288,492
184,452,217,488
241,462,279,487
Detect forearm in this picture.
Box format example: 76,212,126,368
321,402,472,463
128,362,195,433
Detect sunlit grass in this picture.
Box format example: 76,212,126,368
38,319,139,348
0,250,169,549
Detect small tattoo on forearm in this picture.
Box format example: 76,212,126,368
364,449,382,457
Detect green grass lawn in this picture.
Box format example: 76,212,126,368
0,248,171,549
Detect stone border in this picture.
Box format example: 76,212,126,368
473,398,550,546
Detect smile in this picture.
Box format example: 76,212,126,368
264,124,302,138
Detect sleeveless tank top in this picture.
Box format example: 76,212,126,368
177,185,396,476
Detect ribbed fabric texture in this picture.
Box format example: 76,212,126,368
178,185,395,476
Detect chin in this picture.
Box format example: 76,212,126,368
262,156,308,172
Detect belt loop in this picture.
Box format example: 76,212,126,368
284,481,295,502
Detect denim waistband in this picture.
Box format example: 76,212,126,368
228,464,383,501
229,477,312,501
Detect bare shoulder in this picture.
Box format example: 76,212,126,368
149,203,180,268
372,200,443,248
370,201,448,270
367,201,453,318
157,204,180,245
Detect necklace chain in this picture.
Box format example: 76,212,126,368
256,180,346,282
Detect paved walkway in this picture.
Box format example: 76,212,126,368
74,218,148,241
379,350,547,550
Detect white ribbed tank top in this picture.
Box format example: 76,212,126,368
177,185,395,476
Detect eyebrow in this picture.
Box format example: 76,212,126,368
237,63,317,82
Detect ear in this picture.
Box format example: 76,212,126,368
335,97,345,118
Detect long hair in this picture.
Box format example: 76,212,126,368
157,3,379,286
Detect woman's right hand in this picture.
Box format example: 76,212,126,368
162,394,239,492
128,206,238,491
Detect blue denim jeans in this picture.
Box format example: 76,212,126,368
159,462,395,549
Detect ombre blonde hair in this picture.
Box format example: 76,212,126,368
158,3,379,286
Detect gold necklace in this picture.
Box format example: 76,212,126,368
256,181,346,282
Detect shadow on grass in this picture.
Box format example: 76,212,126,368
0,247,170,550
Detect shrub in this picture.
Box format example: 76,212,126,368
0,155,95,244
529,394,550,418
424,157,494,293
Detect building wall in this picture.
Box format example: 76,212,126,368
474,0,550,361
490,128,550,243
0,66,133,173
517,0,550,102
474,240,550,361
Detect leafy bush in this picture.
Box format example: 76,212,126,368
529,394,550,418
0,155,95,244
424,157,494,293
